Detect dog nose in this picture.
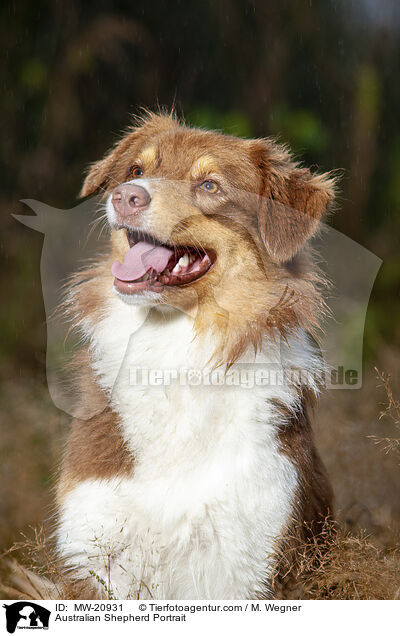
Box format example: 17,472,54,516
112,184,151,217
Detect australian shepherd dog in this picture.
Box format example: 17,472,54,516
56,111,335,599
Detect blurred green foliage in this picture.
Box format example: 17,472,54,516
269,105,329,153
187,107,253,138
1,0,399,370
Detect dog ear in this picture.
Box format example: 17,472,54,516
252,140,336,262
79,130,140,198
80,155,115,198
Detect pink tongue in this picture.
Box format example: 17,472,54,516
111,241,174,282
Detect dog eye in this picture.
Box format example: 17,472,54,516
199,180,219,194
131,165,143,178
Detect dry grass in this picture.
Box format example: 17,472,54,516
370,367,400,459
0,526,102,600
273,520,400,600
2,520,399,601
1,526,65,600
300,526,400,599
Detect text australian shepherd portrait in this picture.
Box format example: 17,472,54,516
55,110,337,600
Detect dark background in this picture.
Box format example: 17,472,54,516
0,0,399,593
2,0,400,367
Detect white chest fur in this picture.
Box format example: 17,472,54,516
57,299,308,599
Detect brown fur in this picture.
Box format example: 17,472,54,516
57,409,133,503
59,111,336,594
56,350,134,502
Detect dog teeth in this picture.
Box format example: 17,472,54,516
179,253,189,268
172,254,188,273
171,253,196,274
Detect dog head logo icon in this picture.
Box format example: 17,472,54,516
3,602,50,633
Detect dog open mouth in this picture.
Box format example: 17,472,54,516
111,230,216,294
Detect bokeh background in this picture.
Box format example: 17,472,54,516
1,0,399,596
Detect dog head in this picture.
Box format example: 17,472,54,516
80,111,335,356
